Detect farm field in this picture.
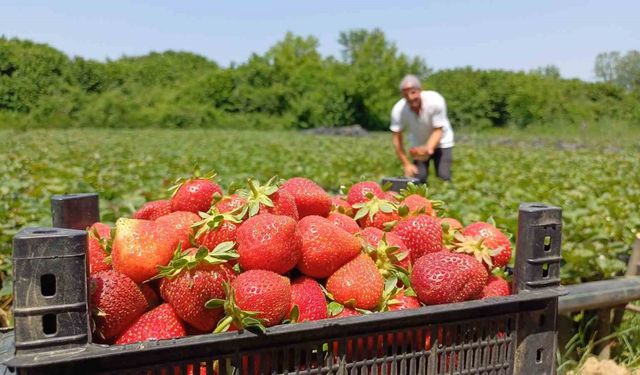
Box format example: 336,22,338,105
1,127,638,287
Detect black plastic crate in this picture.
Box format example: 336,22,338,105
1,194,564,375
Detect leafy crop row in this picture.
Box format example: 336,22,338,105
0,129,638,288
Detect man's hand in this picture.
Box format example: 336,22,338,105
403,163,418,177
409,146,433,159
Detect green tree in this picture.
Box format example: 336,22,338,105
338,28,431,130
594,51,621,83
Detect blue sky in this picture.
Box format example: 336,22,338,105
2,0,638,81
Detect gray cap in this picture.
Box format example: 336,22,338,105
399,74,422,91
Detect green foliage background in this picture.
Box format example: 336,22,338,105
2,30,639,131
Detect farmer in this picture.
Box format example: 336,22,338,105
390,74,454,183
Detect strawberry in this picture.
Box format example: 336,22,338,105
210,270,291,331
330,195,353,217
115,303,186,345
236,214,302,274
346,181,384,206
398,182,435,216
326,212,360,234
156,211,200,250
289,276,328,322
330,306,361,318
353,196,401,230
139,283,161,310
377,278,420,312
331,306,361,318
235,178,298,220
158,244,238,332
440,217,463,230
87,222,112,275
170,175,223,213
90,270,147,341
326,254,384,310
111,218,180,283
280,177,332,218
481,275,511,299
296,215,362,278
132,199,172,220
459,221,512,269
359,227,411,277
192,210,242,250
410,251,488,305
388,290,420,311
383,191,400,203
214,194,247,213
392,214,443,263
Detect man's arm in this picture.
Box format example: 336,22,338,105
392,132,418,177
424,128,443,155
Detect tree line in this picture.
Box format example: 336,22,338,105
1,30,639,131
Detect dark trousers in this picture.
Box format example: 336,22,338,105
414,147,453,183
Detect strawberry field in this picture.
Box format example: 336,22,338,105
1,128,639,290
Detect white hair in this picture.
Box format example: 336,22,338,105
399,74,422,91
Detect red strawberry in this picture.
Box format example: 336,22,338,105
234,178,299,220
280,177,332,218
170,176,223,213
296,216,362,278
383,191,400,203
214,270,291,330
132,200,172,220
111,218,180,283
440,217,463,230
215,194,247,214
326,254,384,310
398,182,435,216
481,275,511,299
346,181,384,206
359,227,411,275
402,195,434,216
193,211,242,250
331,306,361,319
158,244,237,331
115,303,186,345
290,276,328,322
388,290,421,311
392,214,443,263
139,283,161,310
410,251,488,305
236,214,302,274
330,196,353,217
326,212,360,234
354,196,401,230
460,222,512,269
87,222,112,275
156,211,200,250
90,270,147,341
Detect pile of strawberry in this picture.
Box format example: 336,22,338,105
87,175,512,346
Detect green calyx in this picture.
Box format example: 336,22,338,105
152,242,238,280
235,176,281,218
192,209,243,239
352,194,398,222
207,282,266,334
377,277,417,311
450,232,502,269
89,226,114,265
363,233,410,281
399,182,429,199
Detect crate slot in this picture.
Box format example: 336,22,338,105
42,314,57,336
40,273,56,297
